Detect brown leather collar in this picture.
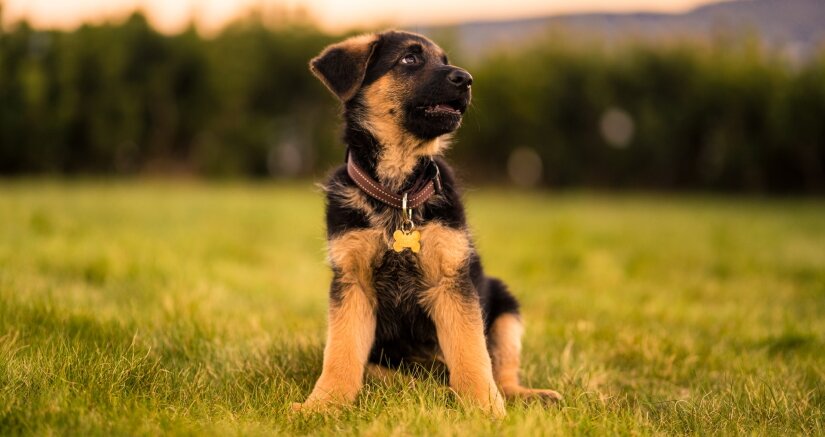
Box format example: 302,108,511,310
346,152,442,209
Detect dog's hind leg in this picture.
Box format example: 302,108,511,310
365,363,398,381
489,311,562,403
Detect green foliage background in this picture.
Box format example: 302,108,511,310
2,13,825,192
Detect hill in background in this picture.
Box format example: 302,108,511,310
422,0,825,60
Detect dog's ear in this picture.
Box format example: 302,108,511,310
310,34,379,102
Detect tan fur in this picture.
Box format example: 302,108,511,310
327,228,387,285
293,229,385,412
336,185,376,217
293,285,375,411
417,222,471,287
489,313,563,402
365,363,398,382
489,313,524,391
416,223,506,417
421,284,505,417
324,181,405,241
340,34,379,50
360,75,447,191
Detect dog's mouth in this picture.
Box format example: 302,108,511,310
405,93,470,138
420,100,466,117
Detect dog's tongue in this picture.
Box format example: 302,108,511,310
434,104,453,111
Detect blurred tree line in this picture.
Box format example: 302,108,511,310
1,13,339,177
458,36,825,193
1,13,824,193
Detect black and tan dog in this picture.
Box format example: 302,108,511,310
294,30,561,417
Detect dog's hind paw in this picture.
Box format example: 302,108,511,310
530,389,563,403
502,386,563,405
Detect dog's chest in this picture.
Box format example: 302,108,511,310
371,249,436,344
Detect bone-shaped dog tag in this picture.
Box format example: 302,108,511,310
392,229,421,253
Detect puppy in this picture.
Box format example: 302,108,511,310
294,30,561,417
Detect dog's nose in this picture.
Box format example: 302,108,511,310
447,69,473,88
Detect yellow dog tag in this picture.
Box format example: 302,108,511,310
392,229,421,253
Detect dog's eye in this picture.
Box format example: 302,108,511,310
400,54,418,65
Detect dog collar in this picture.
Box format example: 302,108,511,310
346,152,442,210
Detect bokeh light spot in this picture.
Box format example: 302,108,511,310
600,107,635,148
507,147,543,188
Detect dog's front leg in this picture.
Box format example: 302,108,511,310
424,281,505,418
419,224,506,418
294,282,375,411
294,230,382,412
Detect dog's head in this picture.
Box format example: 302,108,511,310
310,30,472,144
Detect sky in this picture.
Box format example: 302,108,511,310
3,0,724,34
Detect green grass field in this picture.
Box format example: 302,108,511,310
1,181,824,436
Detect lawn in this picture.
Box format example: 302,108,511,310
1,181,823,436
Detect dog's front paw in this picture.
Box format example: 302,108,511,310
461,384,507,418
291,398,340,414
489,395,507,419
291,400,327,413
292,383,358,414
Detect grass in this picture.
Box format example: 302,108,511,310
1,180,824,436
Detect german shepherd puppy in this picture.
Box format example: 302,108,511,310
294,30,561,417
